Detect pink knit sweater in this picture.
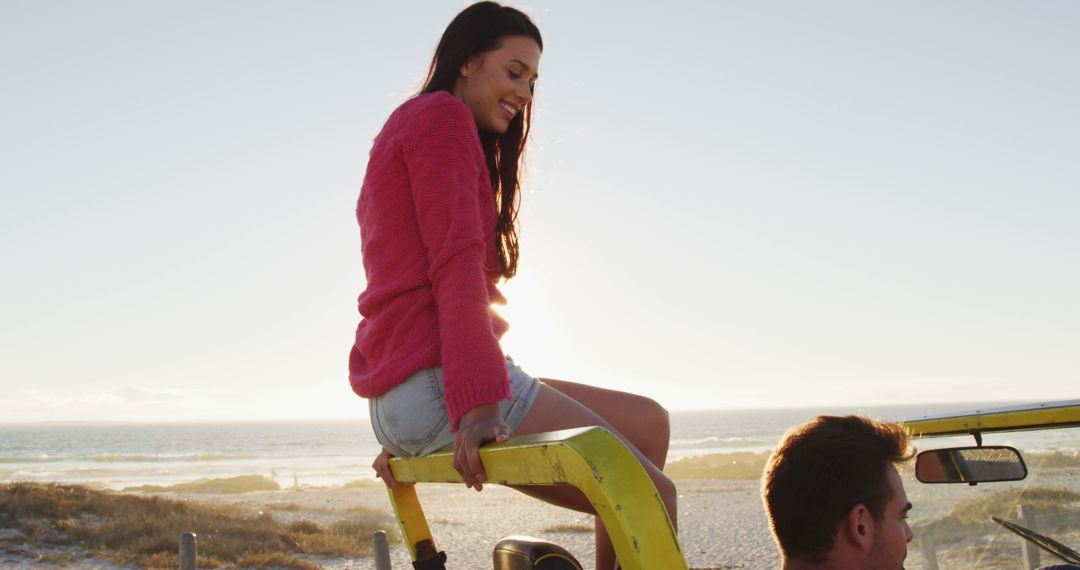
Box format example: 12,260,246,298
349,91,511,430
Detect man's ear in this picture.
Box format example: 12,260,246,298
842,503,875,552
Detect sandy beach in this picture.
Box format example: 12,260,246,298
0,479,777,569
169,479,780,570
178,468,1080,570
3,462,1078,568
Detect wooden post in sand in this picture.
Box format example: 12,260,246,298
179,532,197,570
1018,504,1040,570
373,530,392,570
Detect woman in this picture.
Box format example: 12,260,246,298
350,3,677,568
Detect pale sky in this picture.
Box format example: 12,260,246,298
1,1,1076,422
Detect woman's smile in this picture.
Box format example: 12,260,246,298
452,35,540,134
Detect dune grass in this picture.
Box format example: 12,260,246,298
0,482,392,569
342,479,384,489
542,523,593,533
946,486,1080,524
664,451,771,480
262,502,306,512
913,485,1080,548
660,448,1080,481
1025,450,1080,470
122,474,281,494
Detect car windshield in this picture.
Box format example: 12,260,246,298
905,426,1080,569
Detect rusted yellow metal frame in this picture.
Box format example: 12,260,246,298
387,484,436,561
900,400,1080,438
387,426,687,570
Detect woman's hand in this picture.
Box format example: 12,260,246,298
372,448,398,488
453,403,512,491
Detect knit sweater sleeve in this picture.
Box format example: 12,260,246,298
401,94,511,431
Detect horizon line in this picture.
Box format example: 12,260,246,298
0,399,1036,427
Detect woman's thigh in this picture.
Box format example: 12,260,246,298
514,383,670,484
511,383,675,513
515,382,622,442
535,378,671,468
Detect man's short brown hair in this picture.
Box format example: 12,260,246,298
762,415,914,563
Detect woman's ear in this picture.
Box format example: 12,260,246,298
459,52,487,79
459,56,477,78
453,58,475,99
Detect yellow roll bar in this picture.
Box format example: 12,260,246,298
900,399,1080,438
387,426,687,570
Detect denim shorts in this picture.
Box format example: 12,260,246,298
369,358,541,458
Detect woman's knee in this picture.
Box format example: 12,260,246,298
639,395,670,433
625,394,670,453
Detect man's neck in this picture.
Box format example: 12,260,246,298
782,554,857,570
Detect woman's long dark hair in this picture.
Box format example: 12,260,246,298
421,2,542,280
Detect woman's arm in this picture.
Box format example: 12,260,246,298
453,403,511,490
402,94,512,488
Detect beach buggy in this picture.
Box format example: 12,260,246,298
378,400,1080,569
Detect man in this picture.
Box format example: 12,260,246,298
762,415,915,569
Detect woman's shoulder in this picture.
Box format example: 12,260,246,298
390,91,474,134
403,90,468,113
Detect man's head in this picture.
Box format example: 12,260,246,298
762,415,915,569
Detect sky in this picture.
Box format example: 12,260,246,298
1,1,1077,422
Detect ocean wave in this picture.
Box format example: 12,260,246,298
0,453,258,464
0,455,58,464
670,436,767,446
92,453,254,463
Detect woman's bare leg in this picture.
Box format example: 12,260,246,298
511,381,677,570
539,378,672,469
540,378,674,570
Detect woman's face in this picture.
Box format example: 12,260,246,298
453,35,541,134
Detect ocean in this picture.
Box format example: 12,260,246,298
2,402,1075,491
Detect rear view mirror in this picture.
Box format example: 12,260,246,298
916,446,1027,484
